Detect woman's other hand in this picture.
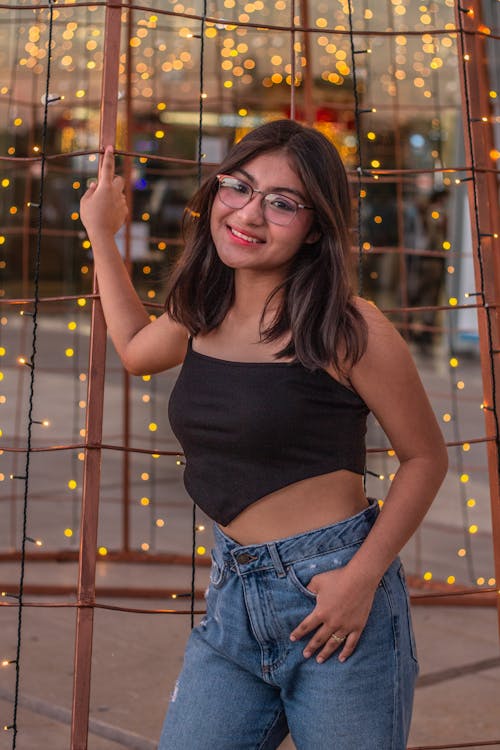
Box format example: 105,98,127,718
289,564,378,663
80,146,128,238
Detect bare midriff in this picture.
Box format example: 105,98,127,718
219,469,369,545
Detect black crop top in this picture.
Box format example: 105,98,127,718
168,339,370,526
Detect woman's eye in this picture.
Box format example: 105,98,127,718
232,181,250,195
268,195,296,212
223,178,249,195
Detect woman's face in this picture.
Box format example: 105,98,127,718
209,151,317,277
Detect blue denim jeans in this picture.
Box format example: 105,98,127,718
159,500,418,749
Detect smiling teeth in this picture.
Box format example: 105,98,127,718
231,227,262,243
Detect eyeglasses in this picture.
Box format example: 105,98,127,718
216,174,313,227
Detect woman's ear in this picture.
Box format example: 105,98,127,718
304,226,321,244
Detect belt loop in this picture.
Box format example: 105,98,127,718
267,543,286,578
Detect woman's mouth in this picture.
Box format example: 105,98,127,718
228,225,264,244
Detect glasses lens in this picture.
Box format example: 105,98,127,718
218,176,251,208
263,194,298,226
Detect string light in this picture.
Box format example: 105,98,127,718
17,356,33,369
25,537,43,547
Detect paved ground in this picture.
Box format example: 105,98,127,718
0,311,499,748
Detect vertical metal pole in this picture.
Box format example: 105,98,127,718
289,0,296,120
300,0,314,127
455,0,500,639
70,1,122,747
122,6,134,555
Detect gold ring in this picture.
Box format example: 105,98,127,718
329,633,346,643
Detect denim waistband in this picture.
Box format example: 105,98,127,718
213,498,379,575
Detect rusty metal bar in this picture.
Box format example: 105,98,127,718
455,0,500,640
121,6,134,555
299,0,314,126
0,582,497,607
70,1,123,747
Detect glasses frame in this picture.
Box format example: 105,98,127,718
215,173,314,226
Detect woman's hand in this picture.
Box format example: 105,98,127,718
289,564,378,663
80,146,128,238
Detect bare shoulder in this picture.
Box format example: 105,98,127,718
352,295,396,335
351,295,408,365
348,296,447,463
349,295,422,406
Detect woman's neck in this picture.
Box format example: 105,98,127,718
232,269,285,319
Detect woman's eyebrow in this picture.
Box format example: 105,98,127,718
235,166,307,202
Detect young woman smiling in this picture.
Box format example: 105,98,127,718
80,120,447,750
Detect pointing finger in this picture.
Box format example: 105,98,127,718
99,145,115,183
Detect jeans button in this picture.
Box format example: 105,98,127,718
236,552,255,565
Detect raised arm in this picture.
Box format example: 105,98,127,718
80,147,188,375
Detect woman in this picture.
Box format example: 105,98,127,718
80,120,447,750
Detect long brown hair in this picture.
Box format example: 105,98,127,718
164,119,367,372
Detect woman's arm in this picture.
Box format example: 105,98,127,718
80,147,188,375
290,297,448,662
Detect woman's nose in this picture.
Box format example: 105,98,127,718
235,193,265,224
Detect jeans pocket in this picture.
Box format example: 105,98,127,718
397,563,419,666
287,544,360,601
287,564,318,601
209,549,228,588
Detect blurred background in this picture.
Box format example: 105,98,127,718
0,0,499,747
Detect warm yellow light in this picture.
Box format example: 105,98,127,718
442,413,451,423
457,381,464,389
77,298,86,307
64,528,73,538
149,422,158,432
197,546,207,555
423,571,432,581
446,576,455,585
65,348,74,357
457,548,466,557
460,474,469,483
142,375,151,381
467,498,476,507
156,519,165,527
449,357,459,367
68,479,77,490
141,542,150,551
98,546,108,556
468,524,478,534
140,497,150,506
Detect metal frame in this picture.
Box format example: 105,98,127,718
455,0,500,637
